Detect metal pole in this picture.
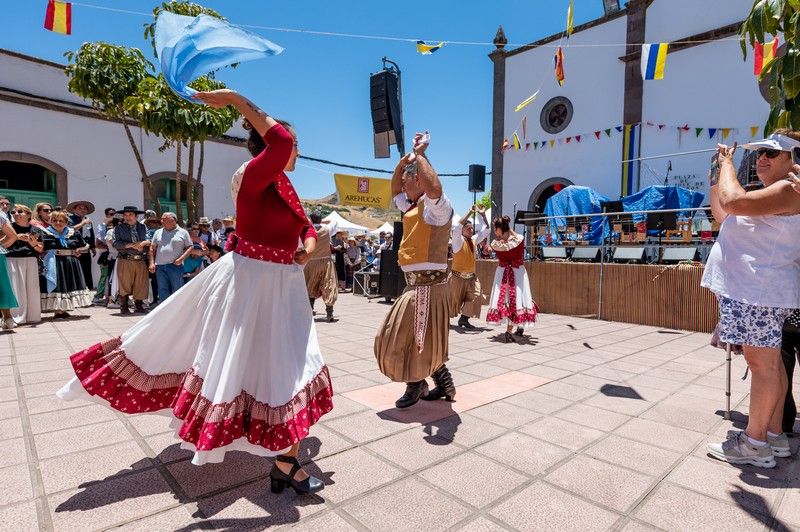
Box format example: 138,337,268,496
597,209,607,319
724,343,732,420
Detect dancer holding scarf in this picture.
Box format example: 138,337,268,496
486,216,539,343
58,89,332,495
374,132,455,408
39,210,92,318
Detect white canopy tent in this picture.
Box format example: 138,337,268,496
369,221,394,235
321,210,370,235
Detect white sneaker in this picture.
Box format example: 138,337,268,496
2,318,15,330
708,431,776,468
768,432,791,457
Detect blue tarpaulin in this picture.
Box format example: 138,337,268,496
542,186,610,245
620,185,705,223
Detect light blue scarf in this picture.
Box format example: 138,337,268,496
43,226,70,294
154,12,283,102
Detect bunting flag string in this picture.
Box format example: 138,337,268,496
522,116,527,140
754,37,779,76
554,46,566,86
416,40,445,55
503,121,765,155
566,0,574,38
514,90,540,112
641,43,669,80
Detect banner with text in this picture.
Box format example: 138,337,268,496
334,174,393,210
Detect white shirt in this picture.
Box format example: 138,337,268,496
451,224,490,254
701,213,800,308
393,192,453,272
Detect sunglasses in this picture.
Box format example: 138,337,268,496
40,208,53,213
756,147,785,159
11,211,28,215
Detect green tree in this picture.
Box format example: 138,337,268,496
740,0,800,132
125,75,238,224
64,43,163,214
477,192,492,210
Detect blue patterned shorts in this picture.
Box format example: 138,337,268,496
718,297,795,348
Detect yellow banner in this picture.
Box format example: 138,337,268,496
333,174,392,210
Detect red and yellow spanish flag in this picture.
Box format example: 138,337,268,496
754,37,779,76
554,46,565,86
44,0,72,35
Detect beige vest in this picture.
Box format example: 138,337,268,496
310,225,332,260
398,200,451,268
451,236,476,273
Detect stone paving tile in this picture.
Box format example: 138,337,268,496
584,434,682,476
666,456,783,518
365,428,462,471
426,412,508,448
0,416,23,441
490,481,621,532
323,410,414,444
0,463,34,507
48,468,177,532
342,477,470,532
634,483,772,531
475,432,571,476
113,506,204,532
534,381,597,401
312,447,405,504
554,403,631,432
199,479,328,529
34,419,133,459
166,451,272,499
29,404,118,435
0,386,18,402
418,452,528,508
0,501,39,532
520,416,605,451
39,440,153,495
454,516,512,531
546,455,654,513
613,417,706,453
502,389,574,414
465,399,542,429
282,509,360,531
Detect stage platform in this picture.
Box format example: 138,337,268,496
475,260,717,333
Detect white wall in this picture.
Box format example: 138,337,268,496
502,17,628,210
645,0,752,44
0,50,251,224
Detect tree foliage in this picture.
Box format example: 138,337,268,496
740,0,800,132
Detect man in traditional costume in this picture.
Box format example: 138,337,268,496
449,205,490,330
113,206,150,314
305,210,338,322
374,132,455,408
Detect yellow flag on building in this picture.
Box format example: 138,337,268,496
333,174,393,210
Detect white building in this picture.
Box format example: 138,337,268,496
489,0,769,217
0,48,248,221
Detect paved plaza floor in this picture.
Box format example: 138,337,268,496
0,293,798,531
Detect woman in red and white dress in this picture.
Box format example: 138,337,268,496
486,215,539,343
58,89,332,495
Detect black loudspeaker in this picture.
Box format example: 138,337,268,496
661,247,699,263
600,200,624,214
571,246,601,262
468,164,486,193
370,70,405,158
392,221,403,251
613,247,646,263
646,211,677,231
378,249,406,298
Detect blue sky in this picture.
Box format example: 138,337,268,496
2,0,625,214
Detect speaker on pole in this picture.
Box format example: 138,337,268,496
370,63,404,158
468,164,486,193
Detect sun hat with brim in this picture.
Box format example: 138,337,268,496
741,133,800,152
66,200,95,214
118,206,145,215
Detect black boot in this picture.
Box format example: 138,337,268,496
395,380,429,409
269,455,324,494
134,300,145,313
309,297,316,315
119,295,131,315
458,314,477,330
515,326,524,336
422,365,456,402
326,306,334,322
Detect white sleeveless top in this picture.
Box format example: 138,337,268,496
701,213,800,309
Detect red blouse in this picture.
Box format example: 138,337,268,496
234,123,316,252
494,239,524,266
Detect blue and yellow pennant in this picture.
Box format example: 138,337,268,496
416,41,445,55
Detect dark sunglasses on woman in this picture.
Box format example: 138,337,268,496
756,148,784,159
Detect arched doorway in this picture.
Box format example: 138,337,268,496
528,177,574,213
143,172,203,222
0,152,67,208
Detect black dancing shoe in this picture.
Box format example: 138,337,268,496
395,380,429,409
326,306,334,322
504,332,514,343
269,455,324,495
515,326,524,337
457,315,477,330
422,365,456,402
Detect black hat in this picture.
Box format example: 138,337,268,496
119,206,145,215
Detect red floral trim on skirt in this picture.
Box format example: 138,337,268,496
69,338,334,452
226,232,295,265
486,264,539,325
